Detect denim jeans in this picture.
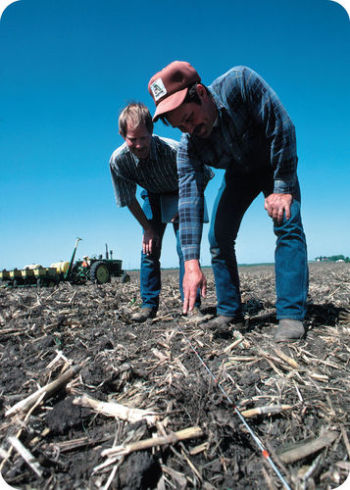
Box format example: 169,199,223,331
140,191,200,310
208,167,308,320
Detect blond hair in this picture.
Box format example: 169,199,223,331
118,102,153,137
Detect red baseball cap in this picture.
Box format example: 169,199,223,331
148,61,201,121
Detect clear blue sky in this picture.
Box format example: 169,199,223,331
1,0,349,270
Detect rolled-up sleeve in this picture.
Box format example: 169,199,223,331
109,156,137,207
243,67,298,194
177,136,206,261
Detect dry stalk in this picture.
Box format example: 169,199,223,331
189,442,210,456
180,443,202,482
278,430,338,464
241,404,293,418
5,364,81,417
8,436,43,478
293,381,304,403
43,434,112,453
151,314,174,323
224,356,258,367
259,348,296,374
102,459,124,490
309,373,329,382
102,426,203,458
73,394,158,426
301,453,323,484
265,357,284,376
223,336,244,353
46,350,70,370
273,348,300,369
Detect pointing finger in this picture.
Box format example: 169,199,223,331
188,288,198,312
183,294,190,314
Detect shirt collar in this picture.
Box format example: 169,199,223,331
207,86,230,130
208,86,225,111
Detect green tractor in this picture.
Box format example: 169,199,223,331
0,238,130,287
70,240,130,285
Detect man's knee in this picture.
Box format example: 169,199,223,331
209,238,237,260
141,247,161,262
210,245,221,260
274,200,305,237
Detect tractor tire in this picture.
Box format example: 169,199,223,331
90,261,111,284
121,272,130,283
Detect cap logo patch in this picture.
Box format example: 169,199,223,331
150,78,167,101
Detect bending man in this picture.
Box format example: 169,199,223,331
148,62,308,341
110,102,212,321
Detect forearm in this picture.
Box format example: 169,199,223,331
127,198,152,231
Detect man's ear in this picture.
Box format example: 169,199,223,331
196,84,207,100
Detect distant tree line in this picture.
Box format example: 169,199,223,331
315,255,350,262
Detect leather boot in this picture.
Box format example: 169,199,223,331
274,319,305,342
130,307,156,323
205,315,245,337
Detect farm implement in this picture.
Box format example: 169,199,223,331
0,238,130,288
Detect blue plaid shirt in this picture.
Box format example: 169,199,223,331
177,66,298,261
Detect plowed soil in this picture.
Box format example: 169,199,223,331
0,262,349,489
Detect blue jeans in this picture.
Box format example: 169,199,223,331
208,167,308,320
140,191,200,310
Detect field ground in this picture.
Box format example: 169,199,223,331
0,262,349,489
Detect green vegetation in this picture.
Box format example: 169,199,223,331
315,255,350,263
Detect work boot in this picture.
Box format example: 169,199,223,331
274,319,305,342
205,315,245,337
130,307,156,323
185,306,205,323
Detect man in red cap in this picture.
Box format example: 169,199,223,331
148,61,308,341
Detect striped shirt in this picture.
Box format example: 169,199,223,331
110,135,213,208
177,66,299,261
110,135,180,207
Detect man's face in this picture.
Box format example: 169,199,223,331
166,87,217,139
123,123,152,159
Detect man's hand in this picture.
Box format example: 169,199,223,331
142,226,159,255
183,259,207,314
264,193,293,224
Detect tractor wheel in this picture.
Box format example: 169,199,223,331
121,272,130,283
90,261,111,284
